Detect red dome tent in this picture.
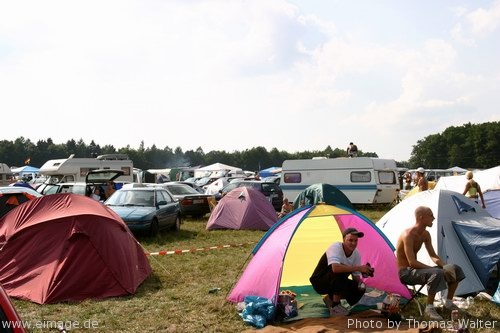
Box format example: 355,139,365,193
0,193,151,304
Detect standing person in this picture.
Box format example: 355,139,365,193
309,228,374,316
463,171,486,208
416,167,428,191
347,142,358,157
404,171,413,190
396,206,465,321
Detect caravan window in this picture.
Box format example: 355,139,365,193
378,171,396,184
351,171,371,182
284,173,301,183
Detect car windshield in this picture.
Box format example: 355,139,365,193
261,183,279,192
106,190,155,207
166,185,198,195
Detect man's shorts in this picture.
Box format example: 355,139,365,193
399,264,465,294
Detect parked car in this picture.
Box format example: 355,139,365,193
0,186,42,218
173,181,205,194
152,182,215,218
37,169,125,200
105,186,181,236
219,180,284,211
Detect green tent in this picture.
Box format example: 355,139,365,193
292,183,353,209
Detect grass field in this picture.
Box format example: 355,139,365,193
11,208,500,333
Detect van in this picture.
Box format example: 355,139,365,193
39,154,133,184
280,157,399,204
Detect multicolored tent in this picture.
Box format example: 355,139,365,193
0,193,151,304
206,187,278,230
227,204,410,307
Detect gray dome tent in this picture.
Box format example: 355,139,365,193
292,183,353,209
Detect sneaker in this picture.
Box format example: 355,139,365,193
444,302,460,311
424,306,443,321
330,304,349,317
322,295,332,308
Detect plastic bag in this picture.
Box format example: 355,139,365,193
240,296,276,328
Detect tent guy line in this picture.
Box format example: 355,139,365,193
145,242,255,256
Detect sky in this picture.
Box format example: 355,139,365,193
1,0,499,162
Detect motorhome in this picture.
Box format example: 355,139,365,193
280,157,399,204
39,154,134,184
0,163,13,186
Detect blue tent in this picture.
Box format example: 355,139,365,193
11,165,40,176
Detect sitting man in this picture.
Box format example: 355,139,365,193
396,206,465,320
310,228,374,316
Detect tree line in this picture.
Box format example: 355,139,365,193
1,121,498,171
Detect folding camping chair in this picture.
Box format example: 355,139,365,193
400,283,426,316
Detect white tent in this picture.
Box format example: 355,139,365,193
379,189,500,296
194,163,243,178
435,166,500,192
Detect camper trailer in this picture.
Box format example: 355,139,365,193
280,157,399,204
39,154,133,184
0,163,13,186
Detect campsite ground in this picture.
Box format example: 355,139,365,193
11,209,500,333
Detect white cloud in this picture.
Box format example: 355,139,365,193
452,0,500,45
0,1,499,162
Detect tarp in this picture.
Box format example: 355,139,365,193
227,204,411,306
379,189,500,296
292,183,353,210
259,167,281,178
206,187,277,230
0,193,151,304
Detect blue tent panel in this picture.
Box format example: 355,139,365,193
452,222,500,285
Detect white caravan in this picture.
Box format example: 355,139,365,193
39,154,134,184
280,157,399,204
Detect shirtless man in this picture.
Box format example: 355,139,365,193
396,206,465,320
415,167,428,191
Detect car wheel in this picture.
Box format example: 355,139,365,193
171,215,181,231
149,218,159,237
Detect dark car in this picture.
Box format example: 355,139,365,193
154,182,215,218
220,180,283,211
105,186,181,236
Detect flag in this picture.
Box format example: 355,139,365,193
24,157,31,165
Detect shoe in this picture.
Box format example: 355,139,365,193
424,306,443,321
322,295,332,308
444,302,460,311
330,304,349,317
